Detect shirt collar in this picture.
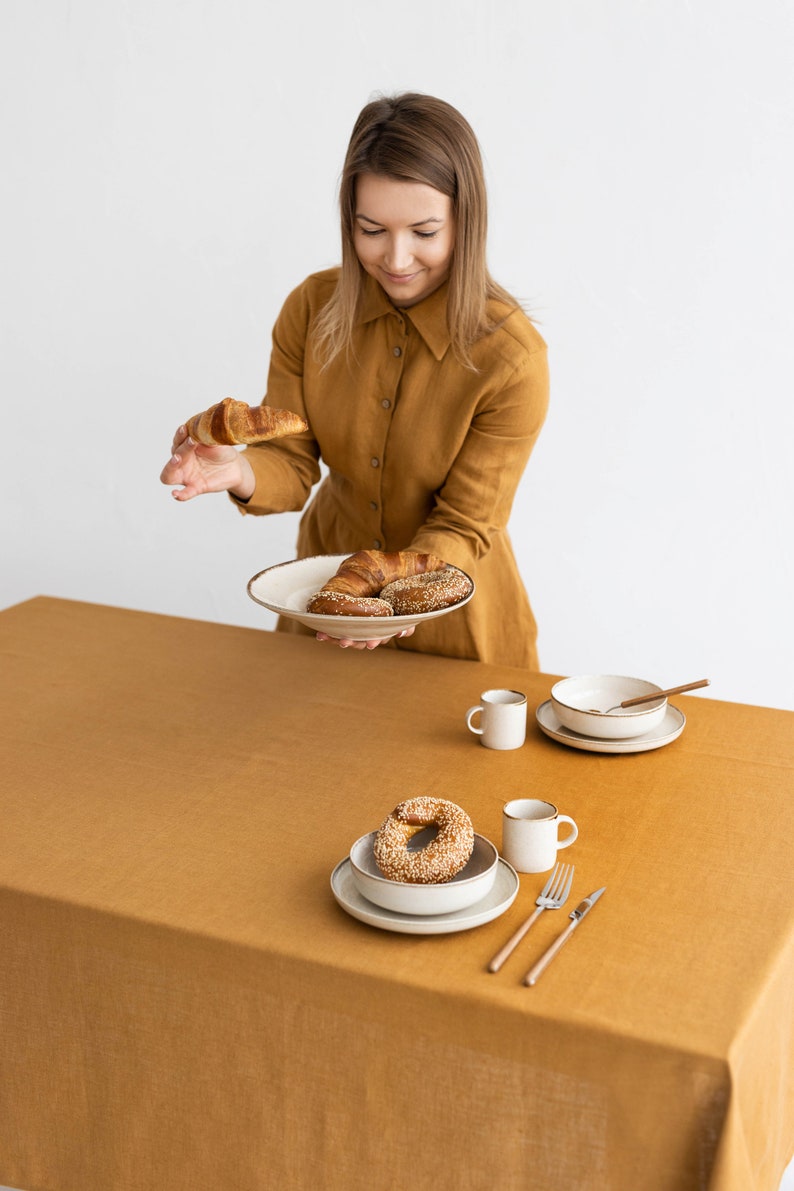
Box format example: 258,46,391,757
357,275,452,361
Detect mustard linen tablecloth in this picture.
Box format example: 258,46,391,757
1,597,793,1191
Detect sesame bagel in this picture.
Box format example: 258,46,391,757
380,568,473,614
373,797,475,884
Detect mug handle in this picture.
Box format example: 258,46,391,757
557,816,578,849
466,706,484,735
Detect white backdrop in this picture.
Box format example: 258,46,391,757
2,0,793,712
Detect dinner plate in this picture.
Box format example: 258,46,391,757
330,857,519,934
536,700,686,754
247,554,475,641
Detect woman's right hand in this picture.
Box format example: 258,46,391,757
160,426,256,502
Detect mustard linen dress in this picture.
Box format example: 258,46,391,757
235,269,549,669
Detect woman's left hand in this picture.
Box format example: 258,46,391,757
315,626,416,651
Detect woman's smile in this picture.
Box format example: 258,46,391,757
353,174,455,308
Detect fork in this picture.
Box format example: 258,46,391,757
487,862,575,973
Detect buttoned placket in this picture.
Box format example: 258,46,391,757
368,313,408,550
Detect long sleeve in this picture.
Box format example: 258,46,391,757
231,279,325,516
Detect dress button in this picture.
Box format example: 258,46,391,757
373,539,382,550
370,457,379,468
393,346,402,357
369,500,378,511
381,399,391,409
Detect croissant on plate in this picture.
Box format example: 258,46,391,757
305,549,452,617
186,397,308,446
316,550,450,598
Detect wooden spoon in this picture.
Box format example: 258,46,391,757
597,678,710,714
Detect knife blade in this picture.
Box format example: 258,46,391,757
523,887,606,986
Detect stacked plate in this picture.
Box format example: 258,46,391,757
536,675,686,754
330,828,519,935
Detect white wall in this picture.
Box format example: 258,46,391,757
2,1,792,712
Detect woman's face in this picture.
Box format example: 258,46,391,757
353,173,455,308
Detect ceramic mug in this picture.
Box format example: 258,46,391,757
501,799,578,873
465,689,527,750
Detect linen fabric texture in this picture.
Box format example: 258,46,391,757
233,269,550,667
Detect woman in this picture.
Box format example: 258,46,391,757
161,92,549,667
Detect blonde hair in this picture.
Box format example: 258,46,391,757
313,92,518,369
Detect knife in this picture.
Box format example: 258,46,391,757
523,887,606,986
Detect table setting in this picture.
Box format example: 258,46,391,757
328,668,706,975
1,593,793,1191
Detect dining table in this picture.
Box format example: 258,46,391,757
1,594,793,1191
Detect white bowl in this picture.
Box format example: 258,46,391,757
349,830,498,916
550,674,668,739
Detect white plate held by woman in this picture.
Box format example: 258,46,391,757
247,554,474,642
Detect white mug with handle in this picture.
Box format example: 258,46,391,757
465,689,527,750
502,799,578,873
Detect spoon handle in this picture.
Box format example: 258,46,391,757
621,679,710,708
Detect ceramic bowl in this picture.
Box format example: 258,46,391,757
550,674,668,739
349,830,499,916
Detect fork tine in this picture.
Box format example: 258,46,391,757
558,865,574,904
547,862,571,895
539,862,561,900
548,862,569,902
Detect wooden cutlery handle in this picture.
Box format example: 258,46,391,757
523,921,577,986
488,906,543,973
621,679,710,707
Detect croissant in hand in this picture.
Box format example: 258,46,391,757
185,397,308,446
